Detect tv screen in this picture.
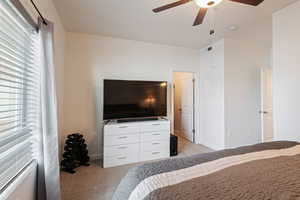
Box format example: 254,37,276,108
104,80,167,120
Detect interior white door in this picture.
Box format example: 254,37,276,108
174,72,194,142
174,77,182,135
261,68,274,142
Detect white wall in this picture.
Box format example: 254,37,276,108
63,32,201,158
226,17,273,69
222,18,272,148
199,37,266,150
64,17,272,155
224,38,262,148
225,17,272,148
273,0,300,141
199,40,225,150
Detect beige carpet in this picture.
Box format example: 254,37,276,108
61,136,213,200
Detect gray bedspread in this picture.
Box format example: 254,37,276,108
113,141,300,200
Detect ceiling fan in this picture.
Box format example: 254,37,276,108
153,0,264,26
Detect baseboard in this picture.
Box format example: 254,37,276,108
90,154,102,161
174,129,180,136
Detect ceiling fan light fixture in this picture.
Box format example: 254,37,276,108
152,0,264,26
194,0,223,8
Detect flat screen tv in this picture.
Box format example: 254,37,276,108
103,80,167,120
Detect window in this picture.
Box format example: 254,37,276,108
0,0,40,191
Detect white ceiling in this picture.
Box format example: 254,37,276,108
53,0,298,49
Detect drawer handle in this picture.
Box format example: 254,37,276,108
117,156,127,160
152,143,160,145
152,124,160,126
118,146,128,149
152,152,160,155
152,133,161,136
118,126,128,128
118,136,128,139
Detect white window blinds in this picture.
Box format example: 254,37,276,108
0,0,40,192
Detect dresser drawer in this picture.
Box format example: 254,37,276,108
104,153,139,168
141,132,170,142
104,143,139,157
140,150,169,162
140,122,170,132
104,124,139,135
104,134,140,146
141,141,169,152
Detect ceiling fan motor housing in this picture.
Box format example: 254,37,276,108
194,0,223,8
208,1,216,6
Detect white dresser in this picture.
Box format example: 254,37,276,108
103,119,170,168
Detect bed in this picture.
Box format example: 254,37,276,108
113,141,300,200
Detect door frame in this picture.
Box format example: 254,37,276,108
170,70,199,143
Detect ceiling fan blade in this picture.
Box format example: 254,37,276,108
228,0,264,6
193,8,208,26
153,0,191,13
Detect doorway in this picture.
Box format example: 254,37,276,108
173,72,195,143
260,68,274,142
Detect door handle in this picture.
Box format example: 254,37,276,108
152,133,161,136
118,126,128,128
259,111,268,114
152,152,160,155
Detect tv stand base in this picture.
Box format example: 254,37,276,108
103,119,170,168
117,117,159,123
